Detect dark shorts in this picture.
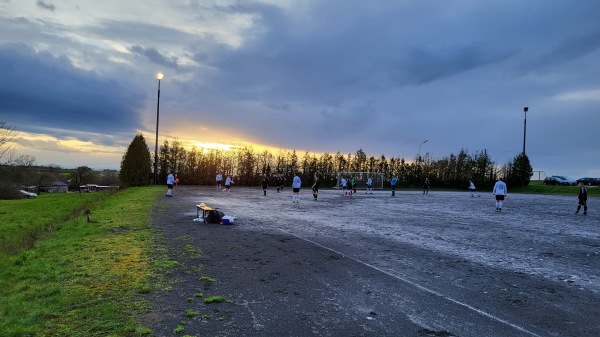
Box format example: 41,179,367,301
216,180,222,184
225,185,231,189
312,187,319,192
293,188,300,193
579,199,587,206
391,185,396,191
495,195,505,201
366,184,372,188
167,184,174,189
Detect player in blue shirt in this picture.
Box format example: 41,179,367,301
391,176,398,196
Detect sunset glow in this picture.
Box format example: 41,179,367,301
191,141,239,153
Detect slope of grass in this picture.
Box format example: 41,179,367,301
511,181,600,196
0,186,164,336
0,192,110,258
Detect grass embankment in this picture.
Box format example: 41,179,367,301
0,186,166,336
405,181,599,196
510,181,600,196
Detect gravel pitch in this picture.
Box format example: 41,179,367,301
141,185,599,337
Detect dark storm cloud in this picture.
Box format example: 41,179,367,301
36,0,55,12
523,28,600,72
196,2,516,107
130,45,179,69
0,43,146,144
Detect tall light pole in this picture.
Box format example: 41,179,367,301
154,72,164,185
419,139,428,160
521,107,528,187
418,139,428,183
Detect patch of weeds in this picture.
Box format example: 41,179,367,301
154,275,179,292
136,326,153,335
136,284,152,294
199,276,216,283
195,292,204,297
178,235,194,242
202,314,212,320
204,296,224,303
173,325,185,334
185,309,199,318
186,297,194,303
132,300,152,314
218,316,226,321
184,244,202,258
154,259,179,270
225,299,233,303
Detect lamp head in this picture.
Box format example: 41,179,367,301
524,107,528,112
156,72,164,80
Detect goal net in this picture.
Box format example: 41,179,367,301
335,172,384,190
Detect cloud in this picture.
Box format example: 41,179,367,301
130,45,179,69
555,89,600,102
36,0,55,12
0,43,146,141
523,28,600,72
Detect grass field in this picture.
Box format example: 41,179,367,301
508,180,599,195
0,183,595,336
0,186,167,337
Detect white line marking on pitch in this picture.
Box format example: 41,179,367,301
281,229,543,337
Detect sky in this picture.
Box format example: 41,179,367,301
1,0,599,179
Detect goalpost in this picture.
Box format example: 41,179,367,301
335,172,384,190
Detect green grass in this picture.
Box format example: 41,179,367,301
0,192,113,258
510,181,600,196
403,181,599,196
0,186,166,336
204,296,224,303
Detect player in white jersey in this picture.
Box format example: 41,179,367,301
341,177,348,196
468,180,481,197
292,172,301,203
366,177,373,194
492,177,507,212
166,171,175,197
216,172,223,190
224,175,234,194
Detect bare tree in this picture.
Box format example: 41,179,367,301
0,121,21,164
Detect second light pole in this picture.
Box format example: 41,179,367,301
521,106,528,187
154,72,164,185
418,139,428,183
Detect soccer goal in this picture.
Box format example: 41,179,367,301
335,172,384,190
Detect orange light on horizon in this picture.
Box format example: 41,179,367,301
190,141,238,153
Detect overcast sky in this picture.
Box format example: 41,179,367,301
1,0,599,179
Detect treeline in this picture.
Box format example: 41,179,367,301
146,138,532,189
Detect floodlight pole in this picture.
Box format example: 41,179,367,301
522,107,528,187
154,73,164,185
418,139,428,183
419,139,428,161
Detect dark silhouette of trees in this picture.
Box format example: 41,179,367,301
148,137,524,189
502,153,533,187
69,166,97,192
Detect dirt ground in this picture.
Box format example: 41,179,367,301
142,185,599,337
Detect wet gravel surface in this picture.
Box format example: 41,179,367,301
142,186,599,337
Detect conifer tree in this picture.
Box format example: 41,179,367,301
119,134,152,187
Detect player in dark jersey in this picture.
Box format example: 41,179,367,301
312,174,320,201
